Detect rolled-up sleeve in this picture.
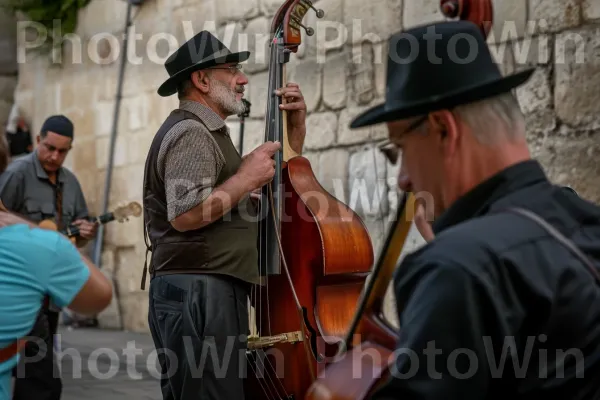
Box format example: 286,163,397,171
158,120,225,221
371,259,495,400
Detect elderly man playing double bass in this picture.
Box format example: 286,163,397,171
142,30,307,400
350,20,600,399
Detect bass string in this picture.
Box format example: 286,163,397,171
246,348,290,399
256,27,283,340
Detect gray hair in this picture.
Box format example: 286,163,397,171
452,92,526,145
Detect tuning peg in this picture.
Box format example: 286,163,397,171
294,18,314,36
302,0,325,18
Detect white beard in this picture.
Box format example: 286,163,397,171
209,76,246,116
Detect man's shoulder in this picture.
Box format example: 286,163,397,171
157,117,224,164
413,213,519,264
0,224,61,258
3,153,34,175
161,118,212,145
396,213,530,288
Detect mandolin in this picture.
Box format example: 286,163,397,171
38,201,142,242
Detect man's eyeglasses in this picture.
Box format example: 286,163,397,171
378,115,428,164
207,64,243,74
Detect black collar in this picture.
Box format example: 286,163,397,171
432,160,550,234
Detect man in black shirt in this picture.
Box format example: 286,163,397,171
349,21,600,399
5,116,32,159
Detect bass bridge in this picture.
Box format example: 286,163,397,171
247,331,303,350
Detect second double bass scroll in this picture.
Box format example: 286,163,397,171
245,0,375,399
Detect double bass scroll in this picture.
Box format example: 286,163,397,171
245,0,376,399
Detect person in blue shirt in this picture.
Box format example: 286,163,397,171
0,211,113,400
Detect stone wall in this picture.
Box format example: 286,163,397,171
12,0,600,332
0,7,18,134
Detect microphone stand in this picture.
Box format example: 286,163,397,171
238,99,251,154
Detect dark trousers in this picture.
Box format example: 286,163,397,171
148,273,250,400
12,308,62,400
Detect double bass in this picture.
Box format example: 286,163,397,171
304,0,494,398
244,0,375,399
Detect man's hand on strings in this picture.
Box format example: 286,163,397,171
276,82,306,155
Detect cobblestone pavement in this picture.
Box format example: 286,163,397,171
56,327,162,399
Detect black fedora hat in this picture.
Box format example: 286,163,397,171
157,30,250,97
350,20,535,128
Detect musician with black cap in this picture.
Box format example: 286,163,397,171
350,19,600,399
0,114,97,400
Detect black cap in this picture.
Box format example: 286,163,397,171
40,115,74,139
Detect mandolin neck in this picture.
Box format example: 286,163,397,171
340,192,415,349
60,212,114,237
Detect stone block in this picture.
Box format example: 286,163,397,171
95,135,128,170
240,17,270,74
260,0,283,17
554,26,600,129
94,101,116,137
101,249,116,275
305,112,337,150
516,67,556,133
312,0,345,57
322,50,347,110
248,71,269,119
528,0,581,33
338,106,387,145
373,42,386,99
488,0,528,44
286,58,322,112
171,1,218,45
122,94,151,133
302,151,321,173
119,291,150,333
344,0,403,45
584,0,600,21
403,0,443,30
77,0,128,38
128,131,155,165
96,268,122,330
240,119,266,155
226,117,241,152
72,137,97,173
512,35,552,69
362,216,386,258
0,76,17,103
529,132,600,205
488,42,515,76
316,148,349,198
115,247,146,295
216,0,259,24
348,43,375,106
348,145,388,219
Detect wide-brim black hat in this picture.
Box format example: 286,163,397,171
157,30,250,97
350,20,535,128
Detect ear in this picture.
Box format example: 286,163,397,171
192,71,211,94
429,110,460,159
36,135,41,145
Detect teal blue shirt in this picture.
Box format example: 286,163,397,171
0,224,90,399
